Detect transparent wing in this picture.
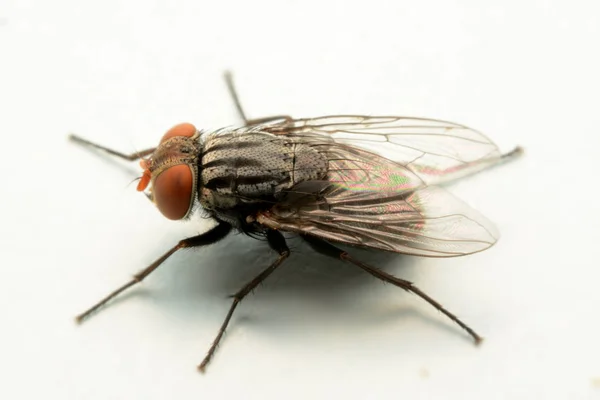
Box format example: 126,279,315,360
256,141,498,257
260,115,504,185
261,185,498,257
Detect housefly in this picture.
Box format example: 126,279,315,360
70,72,523,372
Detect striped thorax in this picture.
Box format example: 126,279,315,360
199,130,328,220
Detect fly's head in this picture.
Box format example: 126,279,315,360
137,123,202,220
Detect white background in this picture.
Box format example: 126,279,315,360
1,1,599,399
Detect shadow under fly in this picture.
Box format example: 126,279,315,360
69,71,523,372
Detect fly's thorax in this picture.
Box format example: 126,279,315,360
138,123,203,220
198,132,328,211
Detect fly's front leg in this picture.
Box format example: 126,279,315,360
302,235,483,345
76,221,232,323
198,229,290,373
70,134,157,202
223,71,291,127
69,134,156,161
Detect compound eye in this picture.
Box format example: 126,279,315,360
160,123,196,143
153,164,194,220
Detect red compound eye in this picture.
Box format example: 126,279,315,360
153,164,194,220
160,122,196,143
136,123,197,219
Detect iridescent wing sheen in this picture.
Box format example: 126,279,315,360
260,185,498,257
259,115,504,186
249,117,500,257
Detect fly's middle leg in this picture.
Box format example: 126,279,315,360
223,71,291,127
198,229,291,372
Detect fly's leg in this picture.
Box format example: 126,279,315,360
223,71,291,126
245,115,293,126
502,146,524,161
302,235,483,345
69,134,156,161
223,70,249,123
69,135,156,203
441,145,524,184
490,145,524,167
198,229,290,372
76,221,232,323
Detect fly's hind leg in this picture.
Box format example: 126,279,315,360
444,145,524,184
198,229,291,372
302,235,483,345
223,71,291,127
501,146,524,161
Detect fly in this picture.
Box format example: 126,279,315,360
69,71,523,372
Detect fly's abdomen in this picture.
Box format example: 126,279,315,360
200,132,327,209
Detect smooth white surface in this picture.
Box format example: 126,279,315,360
1,1,599,399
